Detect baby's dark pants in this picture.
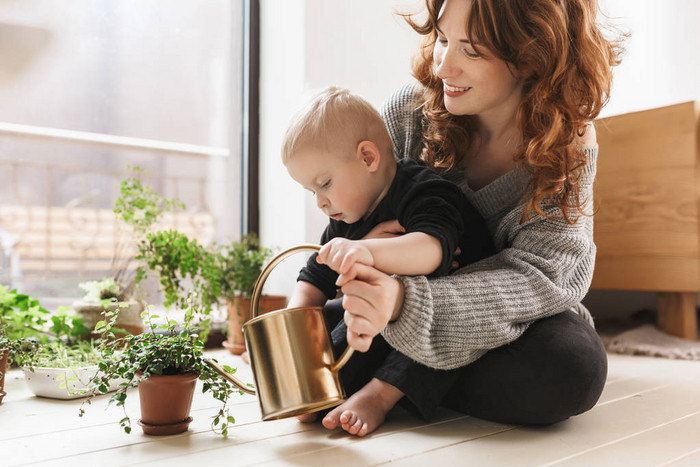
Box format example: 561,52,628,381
324,300,607,426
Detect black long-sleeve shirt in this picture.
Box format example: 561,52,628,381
298,158,494,299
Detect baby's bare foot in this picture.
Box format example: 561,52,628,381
296,412,318,423
322,378,403,437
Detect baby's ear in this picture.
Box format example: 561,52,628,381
356,140,381,172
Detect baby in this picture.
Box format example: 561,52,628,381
282,85,492,311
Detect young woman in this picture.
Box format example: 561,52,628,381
310,0,625,437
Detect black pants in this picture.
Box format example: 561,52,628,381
325,300,607,426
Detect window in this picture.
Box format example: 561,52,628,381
0,0,248,300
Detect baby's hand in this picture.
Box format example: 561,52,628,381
317,238,374,286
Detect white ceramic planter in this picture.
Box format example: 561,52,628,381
22,365,123,400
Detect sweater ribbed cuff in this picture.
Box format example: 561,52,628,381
381,275,431,357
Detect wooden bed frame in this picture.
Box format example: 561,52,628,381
592,101,700,339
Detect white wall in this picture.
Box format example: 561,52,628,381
258,0,420,296
258,0,700,307
600,0,700,118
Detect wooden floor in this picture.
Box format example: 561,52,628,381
3,350,700,466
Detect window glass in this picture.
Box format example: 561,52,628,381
0,0,243,301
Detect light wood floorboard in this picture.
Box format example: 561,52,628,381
2,351,700,466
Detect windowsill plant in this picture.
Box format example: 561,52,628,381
217,234,285,355
113,167,221,340
73,277,144,337
0,285,48,403
113,167,285,349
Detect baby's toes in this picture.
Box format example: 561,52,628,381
296,413,317,423
346,415,364,435
322,409,341,430
357,422,370,437
340,411,358,430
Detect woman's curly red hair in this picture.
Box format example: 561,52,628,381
406,0,625,223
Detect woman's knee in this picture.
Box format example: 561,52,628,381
446,310,607,425
517,311,608,424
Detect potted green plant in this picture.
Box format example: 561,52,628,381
73,277,144,337
70,167,167,338
82,300,243,436
0,335,38,403
0,285,49,403
217,234,285,355
113,168,221,340
19,306,126,400
112,167,285,352
20,340,125,400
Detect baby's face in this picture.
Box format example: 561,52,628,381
285,147,377,224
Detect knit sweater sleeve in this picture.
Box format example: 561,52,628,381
379,83,598,370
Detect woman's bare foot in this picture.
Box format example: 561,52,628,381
322,378,404,437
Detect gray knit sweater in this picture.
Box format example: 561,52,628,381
379,83,597,370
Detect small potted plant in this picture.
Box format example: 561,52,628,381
217,234,286,355
21,340,123,400
0,285,48,403
112,167,285,352
71,167,165,338
19,307,126,400
83,299,243,436
113,167,221,340
73,277,144,337
0,334,38,403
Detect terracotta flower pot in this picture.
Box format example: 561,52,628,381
137,372,199,435
0,348,8,404
223,295,287,355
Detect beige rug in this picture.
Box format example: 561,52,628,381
602,324,700,360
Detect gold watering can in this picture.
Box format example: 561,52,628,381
205,244,354,421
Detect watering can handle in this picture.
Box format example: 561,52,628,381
250,244,354,372
205,244,355,394
251,244,319,319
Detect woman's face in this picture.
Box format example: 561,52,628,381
433,0,523,118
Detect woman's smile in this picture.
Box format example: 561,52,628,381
444,82,471,97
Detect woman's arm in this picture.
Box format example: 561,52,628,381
373,84,598,370
342,195,597,366
381,151,598,369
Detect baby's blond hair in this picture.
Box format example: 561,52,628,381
282,86,393,164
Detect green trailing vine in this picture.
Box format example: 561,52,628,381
81,300,242,437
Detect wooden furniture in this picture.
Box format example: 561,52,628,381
592,101,700,339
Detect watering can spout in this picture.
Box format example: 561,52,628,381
204,359,256,395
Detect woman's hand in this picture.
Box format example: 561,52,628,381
363,219,405,240
340,263,404,352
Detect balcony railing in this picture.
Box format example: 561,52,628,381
0,123,227,296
